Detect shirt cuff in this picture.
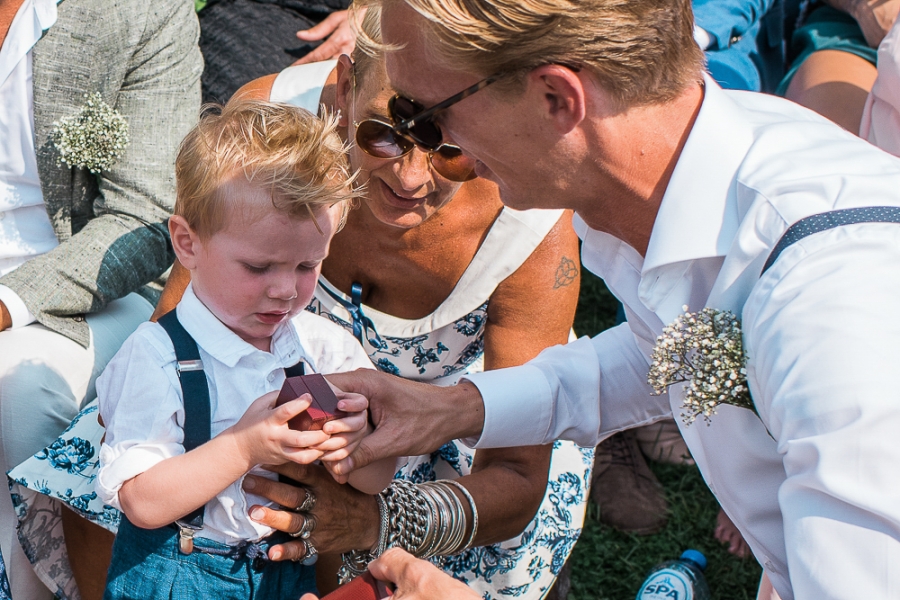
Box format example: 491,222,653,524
461,364,553,449
0,285,36,328
694,25,713,50
97,442,181,509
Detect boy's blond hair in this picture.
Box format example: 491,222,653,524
355,0,704,108
175,99,360,239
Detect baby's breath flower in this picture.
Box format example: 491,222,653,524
648,306,753,425
52,93,129,173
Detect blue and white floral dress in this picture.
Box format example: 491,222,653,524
307,206,593,600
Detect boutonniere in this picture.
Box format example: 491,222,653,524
648,306,753,425
52,93,129,173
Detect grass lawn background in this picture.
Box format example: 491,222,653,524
568,270,762,599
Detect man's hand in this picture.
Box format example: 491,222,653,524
0,300,11,332
294,9,360,65
323,370,485,475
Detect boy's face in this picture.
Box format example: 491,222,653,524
178,177,340,351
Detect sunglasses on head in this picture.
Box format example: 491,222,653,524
353,116,476,182
388,73,504,153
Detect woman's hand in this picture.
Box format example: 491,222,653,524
243,461,380,560
229,391,328,467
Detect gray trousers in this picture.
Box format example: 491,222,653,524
0,293,151,600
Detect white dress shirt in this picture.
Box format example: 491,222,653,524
0,0,61,327
466,77,900,599
97,284,374,544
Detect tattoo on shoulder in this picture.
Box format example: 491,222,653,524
554,256,579,289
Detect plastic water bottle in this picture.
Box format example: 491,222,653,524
635,549,711,600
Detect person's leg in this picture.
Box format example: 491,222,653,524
61,512,115,600
785,49,878,132
757,571,783,600
633,419,694,466
591,430,668,535
0,293,151,600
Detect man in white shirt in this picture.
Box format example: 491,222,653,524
320,0,900,598
0,0,200,597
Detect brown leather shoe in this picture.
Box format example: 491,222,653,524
590,430,668,535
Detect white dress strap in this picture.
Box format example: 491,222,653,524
315,207,565,337
270,59,337,112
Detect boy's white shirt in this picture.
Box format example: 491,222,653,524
96,283,375,544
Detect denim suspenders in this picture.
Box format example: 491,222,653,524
156,310,305,554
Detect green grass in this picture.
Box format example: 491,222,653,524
568,270,761,599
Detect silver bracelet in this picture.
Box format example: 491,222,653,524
442,479,479,552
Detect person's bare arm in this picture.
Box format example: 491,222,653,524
451,211,580,543
118,392,326,529
0,301,10,331
150,259,191,322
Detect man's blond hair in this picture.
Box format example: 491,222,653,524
175,99,360,239
357,0,704,107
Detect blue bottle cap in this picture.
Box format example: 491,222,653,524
680,549,707,571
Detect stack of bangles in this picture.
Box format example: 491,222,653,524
338,479,479,584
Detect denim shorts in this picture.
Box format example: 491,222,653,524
104,517,316,600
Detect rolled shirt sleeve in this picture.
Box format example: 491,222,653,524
96,323,184,509
744,223,900,598
465,323,672,448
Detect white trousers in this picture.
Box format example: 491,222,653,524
0,293,152,600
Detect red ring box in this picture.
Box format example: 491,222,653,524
321,572,394,599
275,373,346,431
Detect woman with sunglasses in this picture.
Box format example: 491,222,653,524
7,8,588,600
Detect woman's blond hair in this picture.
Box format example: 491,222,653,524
355,0,704,107
175,99,360,238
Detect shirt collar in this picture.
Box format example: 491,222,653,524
35,0,62,30
638,75,755,311
175,284,303,369
0,0,60,86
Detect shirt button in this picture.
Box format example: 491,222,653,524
267,373,276,383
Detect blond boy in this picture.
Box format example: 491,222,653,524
96,100,391,599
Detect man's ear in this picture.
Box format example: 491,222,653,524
528,64,587,134
169,215,201,270
335,54,354,128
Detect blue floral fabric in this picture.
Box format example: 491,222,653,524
0,548,11,600
306,298,490,382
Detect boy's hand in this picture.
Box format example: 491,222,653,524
313,382,370,483
229,391,330,468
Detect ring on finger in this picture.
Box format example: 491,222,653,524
295,488,316,513
303,539,318,560
289,514,316,539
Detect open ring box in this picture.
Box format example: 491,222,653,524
275,373,346,431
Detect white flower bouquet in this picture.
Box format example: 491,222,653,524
52,93,129,174
648,306,753,425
